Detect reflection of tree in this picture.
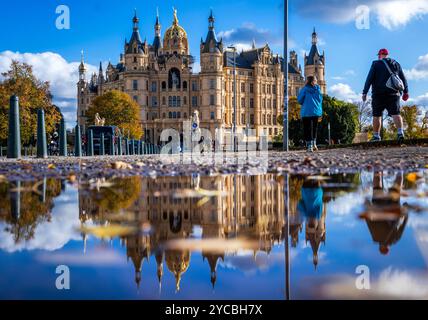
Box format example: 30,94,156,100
90,177,141,213
0,179,63,243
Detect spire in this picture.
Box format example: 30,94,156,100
79,50,86,80
312,27,317,45
252,39,256,50
155,12,161,36
173,7,179,26
133,8,139,31
208,9,215,30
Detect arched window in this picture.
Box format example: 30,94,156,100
183,81,188,90
168,68,181,89
168,112,172,119
162,81,167,91
173,112,177,119
168,96,172,107
177,112,181,119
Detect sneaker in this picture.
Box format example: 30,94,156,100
370,135,381,142
397,133,405,142
313,141,318,151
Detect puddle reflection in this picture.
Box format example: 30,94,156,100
0,171,427,299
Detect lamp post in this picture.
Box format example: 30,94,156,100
228,45,237,152
283,0,289,151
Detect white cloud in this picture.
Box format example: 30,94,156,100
405,53,428,80
0,51,97,127
218,22,280,50
329,83,360,102
0,191,82,253
373,0,428,30
407,92,428,109
294,0,428,30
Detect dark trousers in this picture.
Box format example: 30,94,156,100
302,117,319,142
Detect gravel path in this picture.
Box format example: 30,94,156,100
0,146,426,181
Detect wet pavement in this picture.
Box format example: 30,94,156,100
0,169,427,299
0,146,427,181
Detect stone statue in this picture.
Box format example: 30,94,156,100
191,110,200,132
95,113,105,126
172,72,179,88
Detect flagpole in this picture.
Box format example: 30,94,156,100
283,0,289,151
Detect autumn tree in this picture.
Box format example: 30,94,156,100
86,90,142,139
0,61,62,145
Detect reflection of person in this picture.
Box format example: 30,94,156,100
297,76,323,152
297,179,325,268
361,171,408,255
297,180,323,220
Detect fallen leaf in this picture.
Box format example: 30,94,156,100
111,161,133,170
80,224,137,239
47,163,56,169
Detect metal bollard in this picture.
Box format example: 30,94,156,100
36,109,48,158
7,95,21,159
109,134,114,156
118,136,123,156
74,124,82,157
59,117,67,156
87,129,94,156
100,133,105,156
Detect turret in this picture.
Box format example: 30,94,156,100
97,62,104,85
78,50,86,82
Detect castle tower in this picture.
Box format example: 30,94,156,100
304,28,326,94
77,51,88,130
199,10,224,136
124,10,149,71
152,10,162,57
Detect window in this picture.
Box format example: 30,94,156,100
183,81,188,90
210,112,215,120
262,84,266,94
177,96,181,107
133,95,138,102
151,96,157,107
192,96,198,107
210,95,215,106
177,112,181,119
273,84,277,94
151,82,157,92
241,82,245,93
210,79,216,90
168,112,172,119
250,83,254,93
241,97,246,108
250,114,254,125
273,99,277,108
162,97,166,105
192,81,198,91
162,81,167,91
241,114,245,124
132,80,138,90
133,57,137,63
250,98,254,108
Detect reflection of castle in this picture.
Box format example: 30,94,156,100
77,9,326,142
79,174,286,290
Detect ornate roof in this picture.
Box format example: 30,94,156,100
163,9,188,54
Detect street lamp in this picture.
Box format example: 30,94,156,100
228,45,237,152
283,0,289,151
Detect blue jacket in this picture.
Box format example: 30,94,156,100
297,187,323,220
297,84,323,118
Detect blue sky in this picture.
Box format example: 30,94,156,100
1,0,428,126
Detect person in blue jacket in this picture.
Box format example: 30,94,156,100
297,76,323,152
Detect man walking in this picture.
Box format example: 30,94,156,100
362,48,409,141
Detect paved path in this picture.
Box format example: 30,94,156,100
0,146,426,181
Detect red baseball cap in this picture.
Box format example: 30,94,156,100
377,48,389,56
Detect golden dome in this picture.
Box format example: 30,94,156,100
165,250,190,292
163,9,189,55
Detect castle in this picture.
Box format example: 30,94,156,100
77,9,326,143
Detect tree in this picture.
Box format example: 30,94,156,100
401,105,424,139
355,101,372,133
0,61,62,145
86,90,142,139
319,96,358,145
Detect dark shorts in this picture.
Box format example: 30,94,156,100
372,94,401,117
